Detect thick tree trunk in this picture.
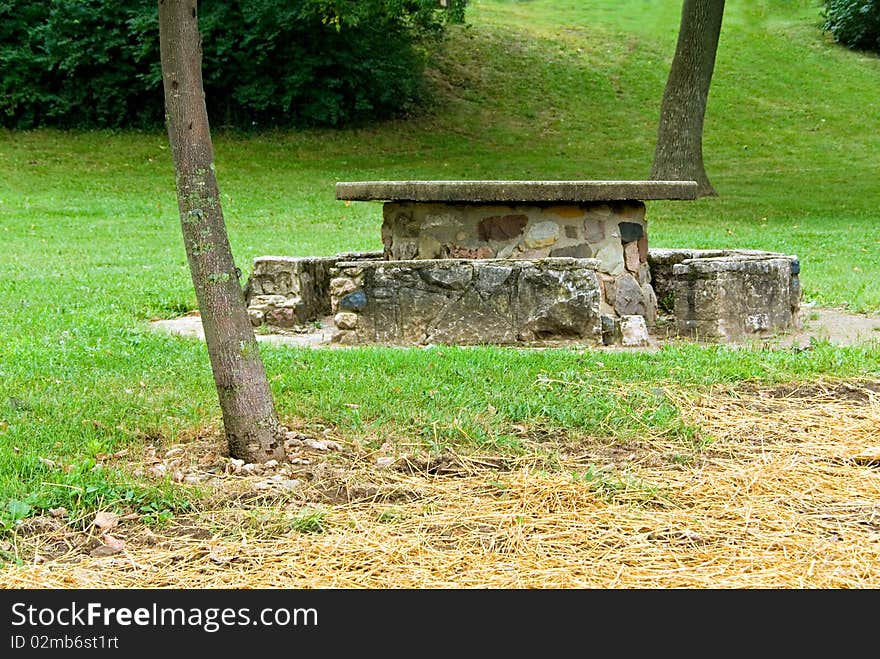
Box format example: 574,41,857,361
650,0,725,198
158,0,285,463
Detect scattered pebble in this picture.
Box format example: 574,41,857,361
93,512,119,531
241,463,264,476
304,438,342,452
90,534,125,557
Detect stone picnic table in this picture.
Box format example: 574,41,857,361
335,179,696,263
244,178,801,346
326,180,697,346
335,179,699,324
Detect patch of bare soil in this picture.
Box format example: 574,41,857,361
739,379,880,403
2,377,879,588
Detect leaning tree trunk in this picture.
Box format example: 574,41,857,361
158,0,285,463
650,0,725,198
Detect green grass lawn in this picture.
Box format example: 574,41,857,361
1,0,879,532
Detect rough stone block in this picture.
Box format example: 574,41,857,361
331,258,604,346
618,222,644,242
475,264,514,298
551,243,593,259
478,214,528,241
265,307,297,327
418,234,446,259
620,315,649,346
524,221,560,249
624,240,641,274
672,254,800,341
418,263,473,290
330,277,357,299
641,282,658,326
583,219,606,244
334,312,358,330
518,247,552,259
338,290,368,312
613,272,648,317
448,245,493,259
245,252,380,327
600,314,622,346
427,289,519,345
515,264,602,342
648,248,785,313
593,240,625,276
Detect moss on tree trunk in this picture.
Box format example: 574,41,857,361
158,0,286,463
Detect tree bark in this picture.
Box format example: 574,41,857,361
158,0,286,463
650,0,725,198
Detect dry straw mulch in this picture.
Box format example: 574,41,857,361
2,379,879,589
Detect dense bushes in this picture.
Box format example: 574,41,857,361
822,0,880,53
0,0,466,129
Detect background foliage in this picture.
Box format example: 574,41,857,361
0,0,467,129
823,0,880,52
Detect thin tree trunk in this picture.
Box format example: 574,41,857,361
158,0,285,463
650,0,725,198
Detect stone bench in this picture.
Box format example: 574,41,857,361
336,180,698,324
648,249,801,341
329,257,606,346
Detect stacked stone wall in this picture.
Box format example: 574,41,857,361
328,258,605,346
244,252,381,327
383,201,657,324
244,249,802,345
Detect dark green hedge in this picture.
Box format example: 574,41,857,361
822,0,880,53
0,0,466,129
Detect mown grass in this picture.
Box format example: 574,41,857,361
0,0,878,529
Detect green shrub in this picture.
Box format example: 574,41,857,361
822,0,880,53
0,0,467,129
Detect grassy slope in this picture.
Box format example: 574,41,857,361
0,0,878,520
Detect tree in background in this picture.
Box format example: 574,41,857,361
822,0,880,53
158,0,286,464
650,0,726,198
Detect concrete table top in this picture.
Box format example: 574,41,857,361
335,180,699,203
